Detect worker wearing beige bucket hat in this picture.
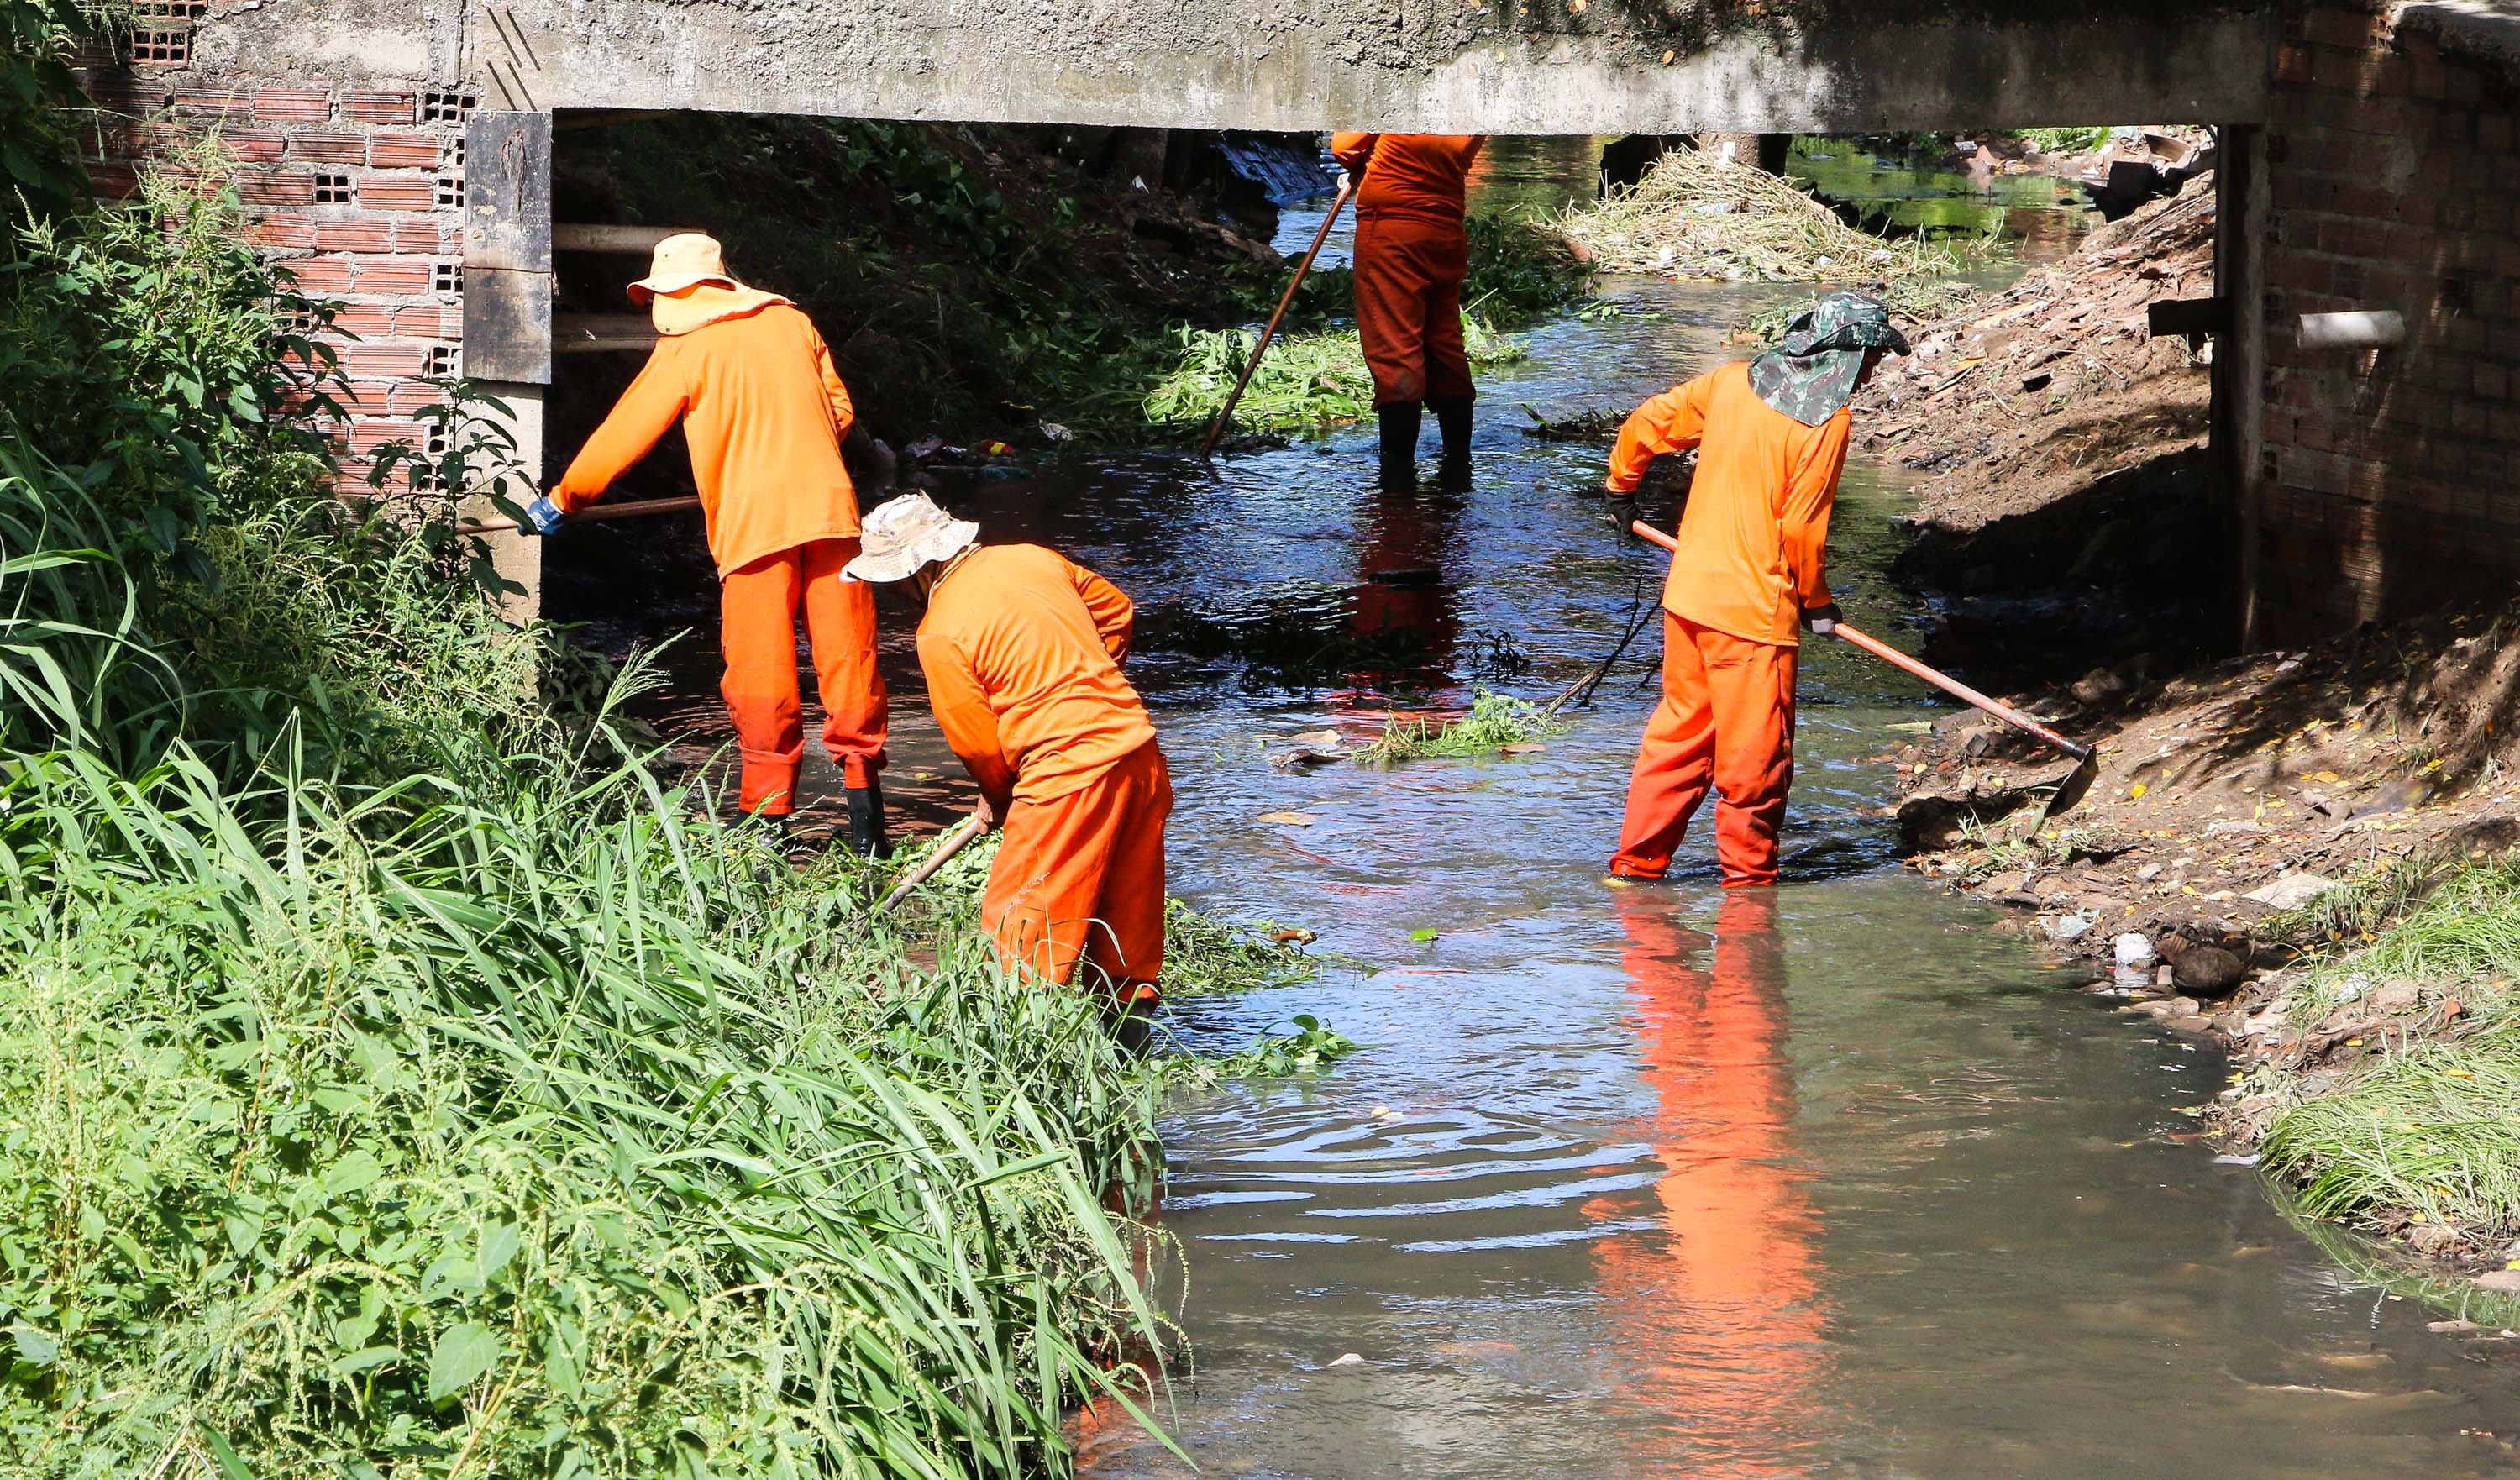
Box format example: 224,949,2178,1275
539,234,894,853
848,494,1172,1041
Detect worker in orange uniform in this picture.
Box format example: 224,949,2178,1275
1328,131,1488,489
843,493,1171,1043
526,234,890,854
1604,291,1908,887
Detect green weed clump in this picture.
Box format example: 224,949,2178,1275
1139,316,1526,433
2260,1024,2520,1231
1355,688,1571,764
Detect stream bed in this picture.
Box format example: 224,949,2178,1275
584,150,2520,1476
974,282,2520,1480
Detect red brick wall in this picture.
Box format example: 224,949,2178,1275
2257,0,2520,642
76,59,472,488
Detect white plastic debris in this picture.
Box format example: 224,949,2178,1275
2113,932,2157,968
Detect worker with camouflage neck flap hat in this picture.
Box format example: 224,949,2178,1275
1600,290,1910,887
531,234,891,854
846,494,1173,1037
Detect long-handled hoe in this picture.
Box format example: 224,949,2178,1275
1630,519,2100,819
875,811,990,913
453,493,701,537
1198,176,1356,462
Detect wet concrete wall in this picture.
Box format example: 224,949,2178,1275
178,1,2271,133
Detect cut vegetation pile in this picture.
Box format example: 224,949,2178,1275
1556,146,1993,285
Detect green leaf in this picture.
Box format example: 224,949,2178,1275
1409,927,1440,942
331,1344,402,1377
323,1150,384,1199
426,1321,499,1403
202,1427,258,1480
8,1322,58,1366
477,1221,521,1283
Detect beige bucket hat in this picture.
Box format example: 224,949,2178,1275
627,232,741,305
843,493,980,584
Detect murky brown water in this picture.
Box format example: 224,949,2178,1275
562,150,2520,1477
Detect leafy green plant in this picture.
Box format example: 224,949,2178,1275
1184,1015,1360,1080
0,0,106,223
1355,687,1570,764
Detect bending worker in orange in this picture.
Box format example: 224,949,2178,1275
1604,291,1908,887
1328,131,1488,489
527,233,890,853
844,494,1173,1039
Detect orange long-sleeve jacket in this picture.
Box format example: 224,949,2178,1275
915,544,1158,811
1329,133,1486,221
1607,360,1851,647
549,294,858,576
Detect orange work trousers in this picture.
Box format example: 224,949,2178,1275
1353,212,1473,407
1611,613,1798,887
719,537,888,815
982,741,1173,1002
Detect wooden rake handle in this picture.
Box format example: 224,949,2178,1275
874,812,990,914
1627,519,2092,763
1199,176,1356,461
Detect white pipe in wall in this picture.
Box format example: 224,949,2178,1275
2296,310,2407,349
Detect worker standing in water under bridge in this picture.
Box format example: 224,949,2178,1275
844,493,1173,1047
1603,291,1909,888
525,234,891,854
1329,130,1488,490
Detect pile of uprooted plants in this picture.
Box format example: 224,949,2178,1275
0,34,1317,1479
1553,145,1996,330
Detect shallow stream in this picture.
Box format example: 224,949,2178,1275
592,149,2520,1475
998,278,2520,1480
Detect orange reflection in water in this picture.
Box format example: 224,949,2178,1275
1591,888,1830,1477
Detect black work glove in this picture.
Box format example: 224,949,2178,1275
1604,487,1641,538
1801,602,1842,638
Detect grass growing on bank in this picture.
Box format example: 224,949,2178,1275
1355,688,1570,764
2256,853,2520,1238
0,91,1323,1477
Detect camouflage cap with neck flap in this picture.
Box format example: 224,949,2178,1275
1747,291,1912,426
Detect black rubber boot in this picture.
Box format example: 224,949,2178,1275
1376,400,1422,489
1431,394,1474,491
1105,993,1158,1058
844,780,891,859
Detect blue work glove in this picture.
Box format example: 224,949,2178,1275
1801,602,1842,638
521,495,565,536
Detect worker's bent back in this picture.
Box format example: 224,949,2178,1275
916,543,1158,806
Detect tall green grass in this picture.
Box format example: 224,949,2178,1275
2258,853,2520,1236
0,140,1185,1479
